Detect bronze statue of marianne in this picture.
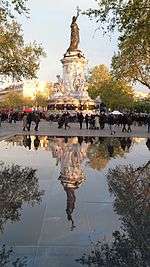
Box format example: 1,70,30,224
67,9,80,52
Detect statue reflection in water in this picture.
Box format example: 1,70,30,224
51,137,88,230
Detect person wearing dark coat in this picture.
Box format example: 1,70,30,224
78,112,84,129
34,113,40,131
26,112,33,131
85,114,89,129
147,116,150,133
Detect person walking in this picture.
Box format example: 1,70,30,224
122,114,128,132
34,113,40,131
27,112,33,131
108,114,115,135
64,114,70,130
127,115,133,133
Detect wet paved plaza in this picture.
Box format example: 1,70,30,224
0,136,149,266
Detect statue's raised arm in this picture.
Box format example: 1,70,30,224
67,8,80,52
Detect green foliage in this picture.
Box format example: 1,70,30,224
1,91,33,108
84,0,150,89
0,19,45,81
1,0,29,18
0,161,44,232
33,91,48,107
0,245,27,267
111,36,150,89
88,64,111,99
87,137,128,170
101,80,134,110
0,0,46,82
88,64,134,109
133,98,150,113
3,91,24,108
77,161,150,266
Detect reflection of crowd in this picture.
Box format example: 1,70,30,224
23,136,40,150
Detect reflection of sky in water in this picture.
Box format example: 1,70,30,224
0,136,149,266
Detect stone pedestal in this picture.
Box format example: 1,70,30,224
61,50,90,100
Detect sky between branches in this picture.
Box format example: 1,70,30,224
17,0,148,93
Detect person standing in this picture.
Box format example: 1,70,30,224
95,115,99,130
78,112,84,129
108,114,115,135
85,114,89,129
0,112,1,127
147,115,150,133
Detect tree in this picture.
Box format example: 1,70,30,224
84,0,150,89
0,245,27,267
33,91,48,108
0,0,45,82
88,64,134,109
88,64,111,99
0,0,29,17
111,36,150,89
77,161,150,266
133,98,150,113
101,79,134,110
0,161,44,232
87,137,128,171
4,91,24,108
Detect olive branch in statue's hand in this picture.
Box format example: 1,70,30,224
76,6,81,18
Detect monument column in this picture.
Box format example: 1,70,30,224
61,11,90,100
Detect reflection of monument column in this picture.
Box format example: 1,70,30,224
60,138,88,230
51,137,88,230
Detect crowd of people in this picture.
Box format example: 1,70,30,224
56,112,150,134
0,110,42,131
0,110,150,133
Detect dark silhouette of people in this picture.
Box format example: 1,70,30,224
78,112,84,129
126,137,132,150
64,136,68,143
34,113,40,131
23,135,31,150
146,138,150,150
107,144,114,157
26,113,32,131
26,135,31,150
78,136,83,145
34,136,40,150
120,137,127,151
85,114,89,129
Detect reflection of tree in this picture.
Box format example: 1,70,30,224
0,245,27,267
77,161,150,266
87,137,131,170
0,162,44,232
